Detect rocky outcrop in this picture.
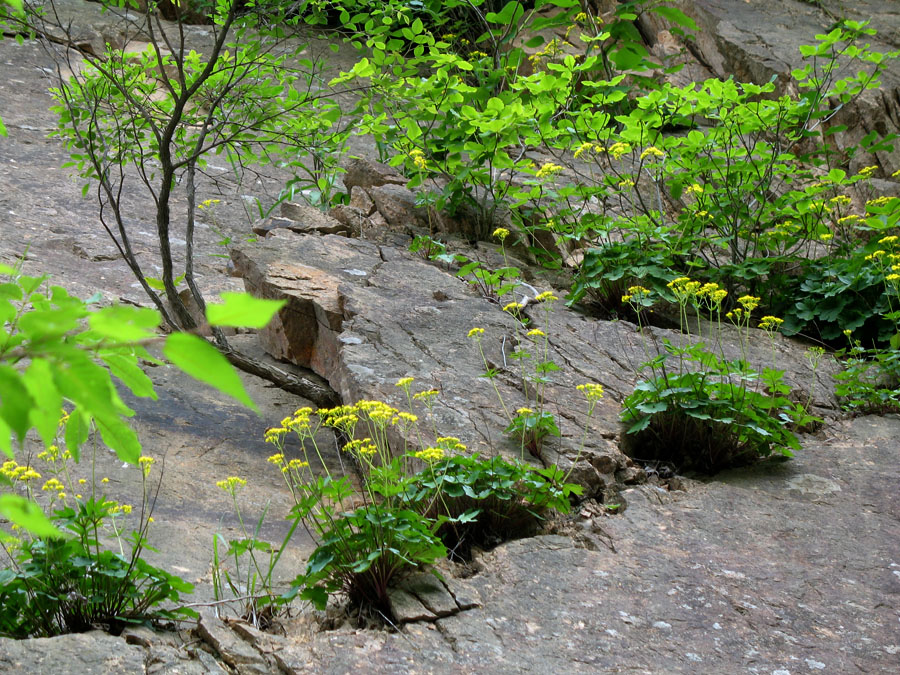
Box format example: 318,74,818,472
231,230,840,496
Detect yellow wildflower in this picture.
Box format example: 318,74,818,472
535,162,564,179
503,301,523,313
737,295,760,311
534,291,558,303
527,328,546,337
267,453,285,465
138,456,155,477
413,389,440,402
758,316,784,331
576,383,604,401
409,148,427,170
493,227,510,241
413,447,445,463
607,142,631,159
878,235,898,245
216,476,247,493
516,407,534,415
685,183,703,195
639,146,665,160
858,165,879,178
468,327,485,338
573,141,594,159
395,376,415,388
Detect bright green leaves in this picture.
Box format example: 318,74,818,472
0,366,32,450
206,292,285,329
88,305,160,342
0,495,63,538
163,333,257,412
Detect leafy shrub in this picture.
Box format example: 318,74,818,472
621,343,804,473
619,281,815,474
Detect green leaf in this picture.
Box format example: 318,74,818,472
0,495,64,538
651,6,698,31
0,365,33,443
65,408,90,462
0,417,11,459
94,415,142,465
22,359,63,448
206,292,286,329
100,353,157,399
89,305,160,342
163,333,257,411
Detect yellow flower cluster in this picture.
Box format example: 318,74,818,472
265,427,288,444
858,165,879,178
358,400,399,425
436,436,467,452
198,198,220,210
413,447,445,463
138,456,155,478
503,301,523,313
409,148,427,170
42,477,64,493
618,178,635,189
685,183,703,195
468,327,485,338
534,291,558,303
758,316,784,331
413,388,440,402
392,411,419,427
319,405,359,432
216,476,247,493
576,383,604,401
667,277,701,301
535,162,564,180
574,142,604,159
607,142,631,160
527,328,546,338
829,195,851,207
1,461,41,482
737,295,760,311
108,502,133,516
395,376,415,389
493,227,510,241
516,407,534,415
343,438,377,457
639,146,665,160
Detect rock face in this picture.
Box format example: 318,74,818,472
232,230,839,496
641,0,900,174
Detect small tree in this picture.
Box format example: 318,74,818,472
12,0,353,403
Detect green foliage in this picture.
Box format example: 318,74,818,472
834,343,900,414
0,444,194,638
259,366,586,616
0,256,282,634
621,342,804,473
619,281,817,474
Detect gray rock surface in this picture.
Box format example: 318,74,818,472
232,230,840,495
